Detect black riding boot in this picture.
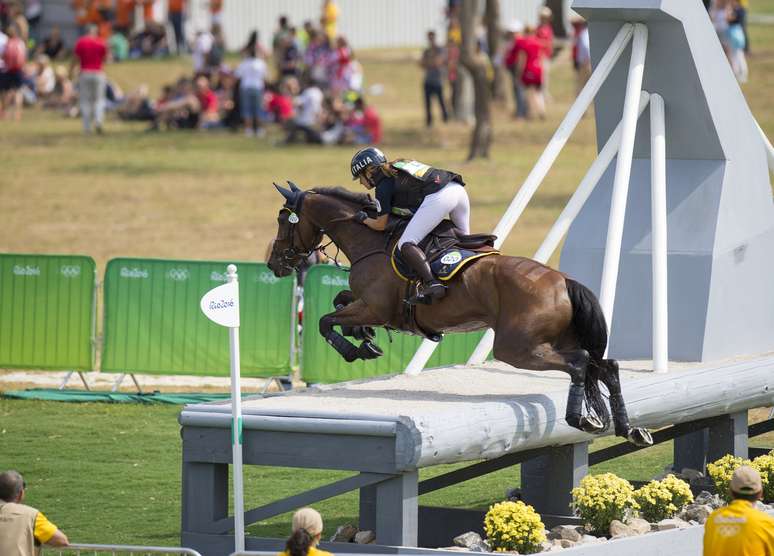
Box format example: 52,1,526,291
401,242,447,304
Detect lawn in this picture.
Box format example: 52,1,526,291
1,5,774,550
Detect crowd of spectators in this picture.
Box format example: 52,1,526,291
117,11,382,146
0,0,382,144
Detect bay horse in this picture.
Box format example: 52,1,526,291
267,183,652,446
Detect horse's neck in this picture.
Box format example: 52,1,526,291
324,219,385,262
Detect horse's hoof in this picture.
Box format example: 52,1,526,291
627,427,653,447
580,415,605,433
357,341,383,360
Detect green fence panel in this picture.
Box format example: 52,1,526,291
300,265,487,383
102,258,295,377
0,254,96,371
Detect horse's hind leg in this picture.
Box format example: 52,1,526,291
598,359,653,446
493,337,604,434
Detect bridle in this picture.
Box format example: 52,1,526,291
276,192,319,270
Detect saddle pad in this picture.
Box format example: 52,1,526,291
391,245,499,282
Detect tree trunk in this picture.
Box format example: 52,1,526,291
485,0,507,103
459,0,492,161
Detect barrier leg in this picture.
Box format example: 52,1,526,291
375,471,418,546
521,443,588,516
181,462,228,535
674,411,748,473
359,483,377,532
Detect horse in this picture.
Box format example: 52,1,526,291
267,182,652,447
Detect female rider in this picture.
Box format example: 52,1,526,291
350,146,471,304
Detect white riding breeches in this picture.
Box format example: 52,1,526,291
397,182,471,248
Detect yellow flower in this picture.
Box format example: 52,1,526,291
484,501,546,554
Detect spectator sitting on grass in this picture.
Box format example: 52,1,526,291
37,25,66,60
0,470,69,556
280,507,333,556
195,74,221,129
283,78,323,144
265,79,294,125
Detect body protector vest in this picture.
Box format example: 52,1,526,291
388,160,465,216
0,502,38,556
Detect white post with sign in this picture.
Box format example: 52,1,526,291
200,264,245,553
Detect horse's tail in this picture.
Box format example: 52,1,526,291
564,277,610,427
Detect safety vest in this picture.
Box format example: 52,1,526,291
388,159,465,214
0,502,38,556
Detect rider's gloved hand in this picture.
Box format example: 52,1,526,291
354,211,368,224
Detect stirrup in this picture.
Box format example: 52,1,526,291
408,281,447,305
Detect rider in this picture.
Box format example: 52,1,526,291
350,146,471,304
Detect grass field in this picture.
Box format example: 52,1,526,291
1,6,774,550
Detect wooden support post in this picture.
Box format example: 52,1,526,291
674,411,748,473
521,443,588,516
181,462,228,534
374,471,418,546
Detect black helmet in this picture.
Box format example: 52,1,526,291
350,147,387,180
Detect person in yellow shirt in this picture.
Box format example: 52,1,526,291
278,507,334,556
0,470,69,556
704,465,774,556
321,0,338,42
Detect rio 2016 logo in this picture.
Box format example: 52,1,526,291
321,275,348,287
120,267,149,279
440,251,463,265
13,265,40,276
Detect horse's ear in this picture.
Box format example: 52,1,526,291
274,183,294,201
287,180,301,193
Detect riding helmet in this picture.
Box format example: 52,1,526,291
350,146,387,180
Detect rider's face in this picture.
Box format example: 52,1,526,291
359,169,375,189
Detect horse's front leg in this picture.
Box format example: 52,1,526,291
319,298,386,362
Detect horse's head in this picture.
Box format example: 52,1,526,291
267,181,324,278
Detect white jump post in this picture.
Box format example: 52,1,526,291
598,23,648,352
200,264,245,553
650,94,668,372
405,23,636,375
755,119,774,174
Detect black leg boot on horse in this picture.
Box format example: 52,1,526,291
401,242,447,304
598,359,653,447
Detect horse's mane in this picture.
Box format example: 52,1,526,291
310,187,376,209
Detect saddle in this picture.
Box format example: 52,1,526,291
389,219,499,282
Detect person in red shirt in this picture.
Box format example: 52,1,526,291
535,6,554,101
266,79,294,124
71,24,108,133
2,25,26,121
195,75,220,129
504,21,528,119
168,0,186,53
517,26,546,120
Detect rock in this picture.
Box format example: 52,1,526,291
655,518,690,531
680,468,705,482
695,491,724,509
627,517,651,535
329,524,358,543
354,530,375,544
679,504,713,524
580,534,604,544
468,542,490,553
609,520,635,538
559,539,577,548
548,524,583,542
454,532,483,549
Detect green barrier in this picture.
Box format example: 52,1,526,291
300,265,487,383
102,258,295,377
0,254,96,371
